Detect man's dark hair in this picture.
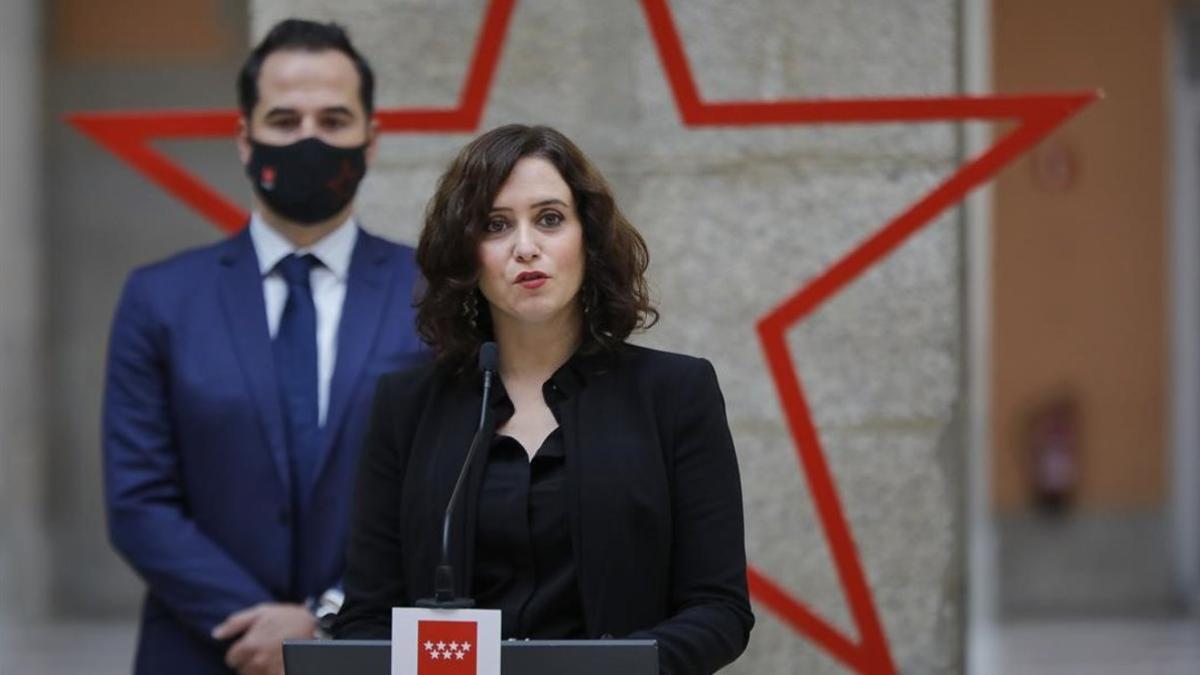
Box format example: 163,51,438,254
237,19,375,119
417,124,659,369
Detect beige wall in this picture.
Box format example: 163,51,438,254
991,0,1169,511
36,0,246,615
50,0,239,65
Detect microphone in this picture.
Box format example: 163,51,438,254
416,341,499,608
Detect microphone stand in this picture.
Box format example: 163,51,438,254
416,344,497,608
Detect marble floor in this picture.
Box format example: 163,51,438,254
0,617,1197,674
993,619,1200,675
0,619,136,674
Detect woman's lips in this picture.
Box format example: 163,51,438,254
514,271,548,289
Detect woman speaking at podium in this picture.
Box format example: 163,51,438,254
333,125,753,674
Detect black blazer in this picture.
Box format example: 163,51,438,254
334,345,754,675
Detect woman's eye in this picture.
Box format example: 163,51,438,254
540,212,563,227
485,219,508,233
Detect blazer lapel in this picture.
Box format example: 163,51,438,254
459,381,499,595
433,375,493,598
217,229,292,494
561,385,602,633
311,231,396,487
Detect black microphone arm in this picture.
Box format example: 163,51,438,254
416,341,499,608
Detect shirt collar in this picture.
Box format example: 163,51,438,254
248,211,358,281
482,346,615,409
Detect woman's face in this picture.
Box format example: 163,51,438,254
476,156,586,333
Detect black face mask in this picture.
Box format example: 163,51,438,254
245,137,368,225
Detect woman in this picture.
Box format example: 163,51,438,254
333,124,753,674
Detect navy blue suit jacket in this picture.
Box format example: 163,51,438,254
102,227,427,674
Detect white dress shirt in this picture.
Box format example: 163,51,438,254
249,212,358,427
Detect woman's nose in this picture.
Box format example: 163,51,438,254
513,224,540,260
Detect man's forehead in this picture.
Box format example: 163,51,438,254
256,48,361,105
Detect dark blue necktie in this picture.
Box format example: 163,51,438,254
273,253,321,497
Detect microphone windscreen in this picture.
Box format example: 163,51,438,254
478,341,499,373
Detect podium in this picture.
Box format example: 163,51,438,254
284,639,658,675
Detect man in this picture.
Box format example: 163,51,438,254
102,20,426,675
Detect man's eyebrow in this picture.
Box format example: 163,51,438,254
261,106,357,118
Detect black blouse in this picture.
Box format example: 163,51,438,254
473,427,585,639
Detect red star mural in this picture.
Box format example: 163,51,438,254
68,1,1097,672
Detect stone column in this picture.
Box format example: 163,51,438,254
0,0,49,620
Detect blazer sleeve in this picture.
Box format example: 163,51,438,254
630,357,755,675
102,271,274,638
332,373,412,638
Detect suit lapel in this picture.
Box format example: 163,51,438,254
312,230,396,485
217,229,292,493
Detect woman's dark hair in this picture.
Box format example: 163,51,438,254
237,19,375,119
416,124,658,367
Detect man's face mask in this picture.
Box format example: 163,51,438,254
245,136,368,225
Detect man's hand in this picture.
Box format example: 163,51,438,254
213,603,316,675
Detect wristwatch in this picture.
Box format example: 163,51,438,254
307,588,345,639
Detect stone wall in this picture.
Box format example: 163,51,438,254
251,1,965,671
0,2,965,672
0,0,48,620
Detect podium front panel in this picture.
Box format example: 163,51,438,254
284,639,658,675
